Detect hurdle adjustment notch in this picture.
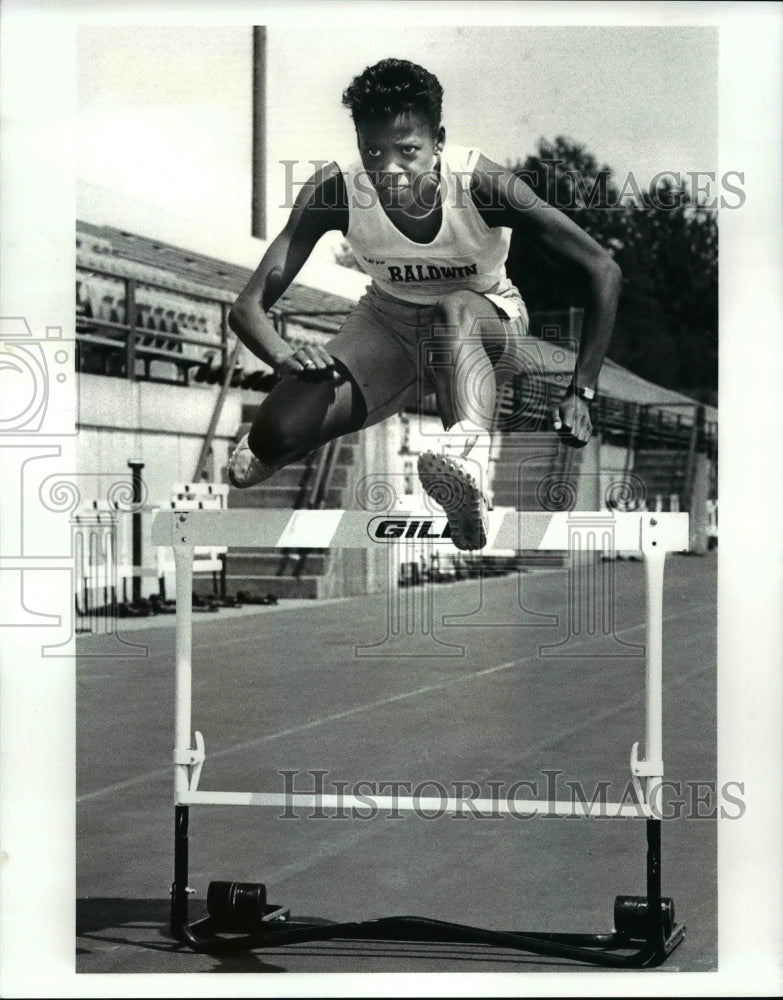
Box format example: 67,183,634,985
174,730,205,793
630,741,664,810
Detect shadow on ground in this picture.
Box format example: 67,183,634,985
76,897,289,972
75,897,587,971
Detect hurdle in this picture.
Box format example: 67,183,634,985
151,506,689,966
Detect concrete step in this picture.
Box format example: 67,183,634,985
492,464,560,480
220,420,365,599
632,470,687,492
493,478,563,500
492,454,554,467
491,493,520,508
226,551,329,576
228,574,321,599
634,448,688,460
491,461,560,480
191,577,227,599
335,444,356,464
227,484,344,509
634,474,687,489
633,457,687,471
491,470,556,491
261,463,308,486
517,551,569,567
492,448,560,463
492,497,556,512
262,463,349,489
633,466,687,481
494,432,562,453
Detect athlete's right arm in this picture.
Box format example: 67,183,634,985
228,163,348,376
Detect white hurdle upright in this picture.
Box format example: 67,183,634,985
151,506,689,965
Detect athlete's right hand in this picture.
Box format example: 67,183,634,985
276,345,340,381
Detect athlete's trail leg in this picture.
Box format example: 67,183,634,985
229,370,367,488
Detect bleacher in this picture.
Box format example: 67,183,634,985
75,221,353,388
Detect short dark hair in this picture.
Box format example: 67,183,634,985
341,59,443,133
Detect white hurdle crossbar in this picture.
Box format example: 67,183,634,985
151,508,689,820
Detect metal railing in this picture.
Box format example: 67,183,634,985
76,268,355,388
76,266,230,385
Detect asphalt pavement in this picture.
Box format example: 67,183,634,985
76,551,717,980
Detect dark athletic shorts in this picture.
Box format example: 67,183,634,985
328,281,531,428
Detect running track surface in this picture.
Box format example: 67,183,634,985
76,552,717,974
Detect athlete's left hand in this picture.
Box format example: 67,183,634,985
277,344,340,381
552,395,592,448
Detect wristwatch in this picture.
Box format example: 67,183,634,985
567,384,597,402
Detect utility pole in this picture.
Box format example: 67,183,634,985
251,26,267,240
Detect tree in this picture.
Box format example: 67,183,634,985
505,137,624,313
507,138,718,401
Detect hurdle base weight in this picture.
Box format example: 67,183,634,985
206,881,273,933
614,894,675,939
170,805,290,951
171,811,685,967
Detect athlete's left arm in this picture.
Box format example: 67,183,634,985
471,154,622,448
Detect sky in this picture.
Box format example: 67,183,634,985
266,25,718,181
76,25,254,238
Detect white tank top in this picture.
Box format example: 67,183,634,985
342,144,512,305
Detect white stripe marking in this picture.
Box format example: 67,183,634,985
275,509,345,548
76,605,714,804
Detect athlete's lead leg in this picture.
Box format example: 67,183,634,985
417,290,511,551
429,290,500,433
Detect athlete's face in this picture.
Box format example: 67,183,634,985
356,111,445,211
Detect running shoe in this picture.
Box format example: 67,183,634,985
417,436,492,551
227,433,274,488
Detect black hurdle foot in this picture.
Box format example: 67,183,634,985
171,811,685,967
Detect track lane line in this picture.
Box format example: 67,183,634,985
75,599,716,670
76,611,715,804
